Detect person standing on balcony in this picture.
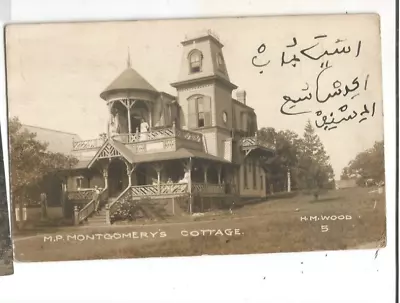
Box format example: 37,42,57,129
140,118,149,141
93,186,101,214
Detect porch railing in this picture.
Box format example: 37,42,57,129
130,183,189,196
75,186,108,224
192,183,225,194
71,126,203,151
112,127,203,144
106,182,227,223
108,185,132,216
67,189,95,201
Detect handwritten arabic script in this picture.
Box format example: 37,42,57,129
252,34,378,131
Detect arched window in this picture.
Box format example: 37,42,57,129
188,95,211,128
189,50,202,73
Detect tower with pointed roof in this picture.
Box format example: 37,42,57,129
100,53,179,139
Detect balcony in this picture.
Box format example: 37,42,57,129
72,125,204,153
240,135,275,155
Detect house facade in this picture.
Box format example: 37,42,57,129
61,31,275,225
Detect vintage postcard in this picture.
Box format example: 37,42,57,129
5,14,386,262
0,128,13,274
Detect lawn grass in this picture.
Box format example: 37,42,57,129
13,187,386,262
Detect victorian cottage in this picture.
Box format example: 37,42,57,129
46,31,275,225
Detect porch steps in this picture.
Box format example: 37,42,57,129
83,208,107,226
83,197,117,226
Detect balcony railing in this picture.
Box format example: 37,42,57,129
71,125,203,152
72,138,105,151
240,136,275,151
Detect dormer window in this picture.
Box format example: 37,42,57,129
189,50,202,73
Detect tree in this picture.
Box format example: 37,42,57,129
9,117,78,229
343,140,384,186
256,121,334,197
258,127,302,192
297,120,335,198
340,167,350,180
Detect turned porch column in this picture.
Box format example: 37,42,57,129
102,168,108,189
153,163,163,194
217,165,222,185
127,105,132,134
148,103,153,130
123,160,136,187
203,163,209,184
185,158,193,214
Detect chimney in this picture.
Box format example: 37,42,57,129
236,90,247,105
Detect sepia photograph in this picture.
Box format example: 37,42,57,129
5,14,386,262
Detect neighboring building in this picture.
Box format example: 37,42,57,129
33,31,276,225
335,179,358,190
22,125,81,155
20,125,81,207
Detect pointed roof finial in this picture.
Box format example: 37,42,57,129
127,47,131,68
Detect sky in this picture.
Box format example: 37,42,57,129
5,14,383,178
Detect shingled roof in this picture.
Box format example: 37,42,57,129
100,67,158,100
22,124,81,155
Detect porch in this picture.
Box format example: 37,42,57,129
65,154,236,225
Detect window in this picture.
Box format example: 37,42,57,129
188,96,211,129
260,175,264,190
198,97,206,127
189,50,202,73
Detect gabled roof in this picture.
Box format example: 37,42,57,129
22,124,81,155
87,138,135,168
100,67,158,100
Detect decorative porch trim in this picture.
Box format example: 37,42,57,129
87,139,134,168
